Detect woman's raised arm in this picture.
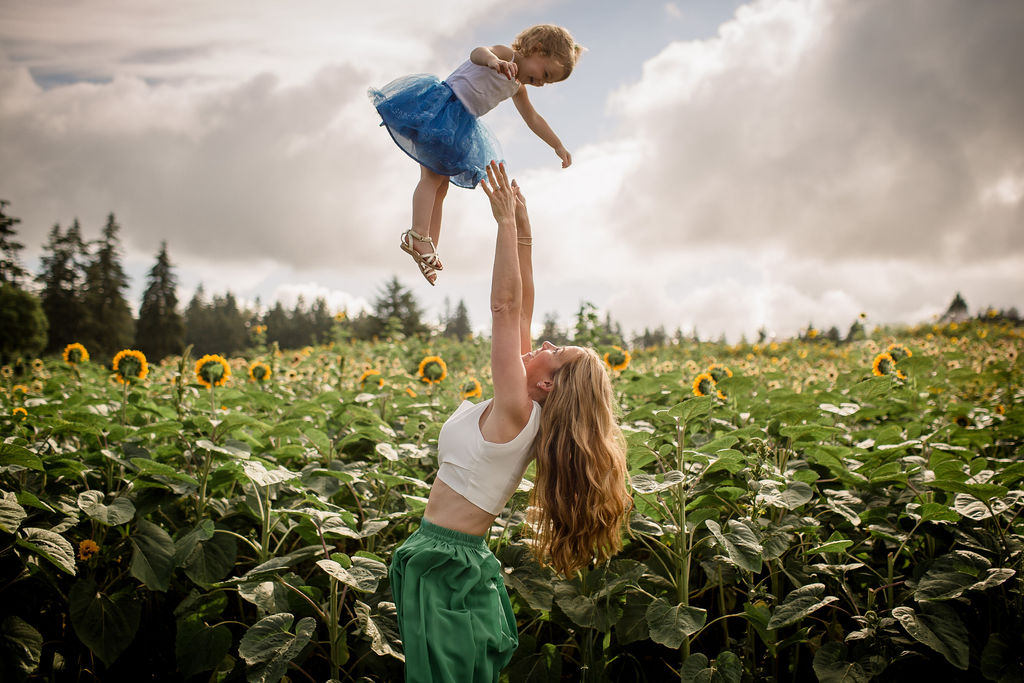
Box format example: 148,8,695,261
512,180,534,354
479,162,533,436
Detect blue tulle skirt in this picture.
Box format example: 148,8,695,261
369,74,503,189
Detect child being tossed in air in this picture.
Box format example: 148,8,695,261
369,24,582,285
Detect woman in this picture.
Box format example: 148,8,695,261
388,161,631,683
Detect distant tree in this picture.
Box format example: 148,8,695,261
444,299,472,340
210,292,249,354
940,292,970,323
826,326,841,343
136,241,185,361
184,284,215,354
539,312,569,345
309,297,333,345
81,213,135,359
185,287,251,355
263,302,293,348
0,284,48,363
369,276,427,338
846,320,866,343
0,200,28,287
36,220,91,353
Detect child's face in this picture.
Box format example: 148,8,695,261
516,52,566,87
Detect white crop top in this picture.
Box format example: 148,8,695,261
445,60,520,117
436,398,542,515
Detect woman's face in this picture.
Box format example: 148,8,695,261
523,341,583,400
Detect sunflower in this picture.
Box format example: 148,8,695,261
334,311,347,323
871,352,895,376
112,349,148,384
195,354,231,389
405,387,417,398
692,372,716,397
359,368,384,390
418,355,448,384
12,406,27,420
78,539,99,561
707,363,733,382
31,358,44,372
62,342,89,365
807,328,819,339
603,346,631,372
886,343,912,361
460,377,482,400
12,384,29,395
995,404,1005,415
249,361,271,383
0,365,11,379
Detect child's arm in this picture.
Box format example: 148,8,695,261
470,45,517,81
512,88,572,168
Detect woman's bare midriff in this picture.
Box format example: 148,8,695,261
424,477,497,537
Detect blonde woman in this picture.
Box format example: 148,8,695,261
389,161,631,682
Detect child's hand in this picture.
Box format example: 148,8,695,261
555,147,572,168
490,58,517,81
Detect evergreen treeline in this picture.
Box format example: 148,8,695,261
0,202,483,365
3,199,1020,366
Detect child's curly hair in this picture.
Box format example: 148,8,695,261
512,24,585,81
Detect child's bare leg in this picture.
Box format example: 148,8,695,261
427,177,450,250
410,166,445,259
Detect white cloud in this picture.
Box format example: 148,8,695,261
2,0,1022,342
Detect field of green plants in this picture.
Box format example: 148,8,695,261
1,318,1022,682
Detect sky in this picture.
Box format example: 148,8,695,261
1,0,1022,343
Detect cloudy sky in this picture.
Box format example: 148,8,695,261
2,0,1022,342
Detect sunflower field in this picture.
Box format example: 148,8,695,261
1,319,1022,682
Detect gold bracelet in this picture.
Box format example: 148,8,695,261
517,237,533,246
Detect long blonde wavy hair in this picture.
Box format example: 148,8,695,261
527,348,632,575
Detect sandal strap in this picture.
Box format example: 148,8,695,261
406,229,433,245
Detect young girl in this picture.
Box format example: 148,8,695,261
369,24,583,285
388,162,631,681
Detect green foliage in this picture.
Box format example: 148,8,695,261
0,285,47,363
0,321,1021,681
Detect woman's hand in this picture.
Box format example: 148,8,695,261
480,161,516,225
512,179,530,233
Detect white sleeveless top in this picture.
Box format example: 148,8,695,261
445,60,520,117
436,398,541,515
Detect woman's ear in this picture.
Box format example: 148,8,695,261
537,378,554,394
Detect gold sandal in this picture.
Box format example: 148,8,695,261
400,229,443,285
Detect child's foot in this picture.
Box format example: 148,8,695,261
400,229,442,285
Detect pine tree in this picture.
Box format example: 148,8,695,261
0,285,48,363
309,297,333,345
136,241,185,361
184,284,215,354
82,213,135,359
36,220,91,353
444,299,472,340
0,200,28,287
211,292,249,354
540,312,569,346
370,276,427,338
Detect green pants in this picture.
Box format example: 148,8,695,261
389,519,519,682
